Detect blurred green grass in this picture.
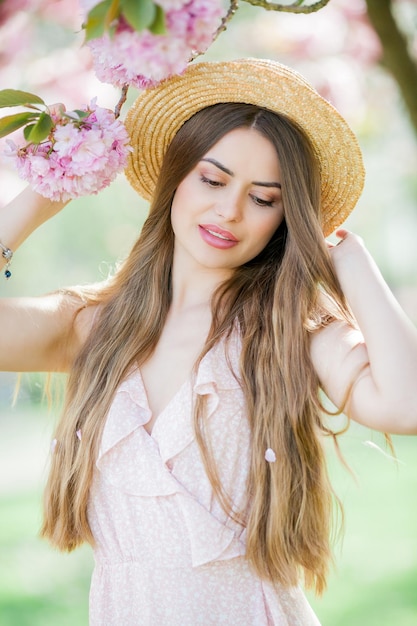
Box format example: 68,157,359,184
308,428,417,626
0,405,416,626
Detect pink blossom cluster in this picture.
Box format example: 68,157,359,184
0,0,30,25
6,100,131,201
83,0,225,89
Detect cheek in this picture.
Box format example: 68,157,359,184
170,177,195,223
170,202,182,239
257,211,284,243
170,185,186,231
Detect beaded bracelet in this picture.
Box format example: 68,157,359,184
0,241,13,279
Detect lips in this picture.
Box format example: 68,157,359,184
198,224,239,250
200,224,238,242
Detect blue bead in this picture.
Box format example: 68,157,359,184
5,269,11,279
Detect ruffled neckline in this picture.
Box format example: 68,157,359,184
97,330,242,465
92,330,246,567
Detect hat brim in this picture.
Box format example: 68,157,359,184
125,58,365,236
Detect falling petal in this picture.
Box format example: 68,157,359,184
76,429,82,441
51,438,58,452
265,448,276,463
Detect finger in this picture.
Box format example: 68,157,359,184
335,228,349,239
335,228,350,245
326,228,349,249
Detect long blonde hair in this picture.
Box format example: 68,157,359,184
41,103,352,594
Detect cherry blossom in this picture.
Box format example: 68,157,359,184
5,100,131,201
84,0,225,89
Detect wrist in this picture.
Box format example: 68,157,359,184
0,240,13,279
0,186,68,251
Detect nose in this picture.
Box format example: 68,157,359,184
214,189,243,222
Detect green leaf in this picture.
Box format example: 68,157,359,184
0,112,40,138
83,0,114,41
105,0,121,29
23,124,36,141
72,110,90,119
149,5,166,35
24,112,53,144
0,89,45,109
121,0,156,32
63,110,88,122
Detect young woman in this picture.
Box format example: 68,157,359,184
1,59,416,625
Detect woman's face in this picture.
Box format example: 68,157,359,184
170,127,284,276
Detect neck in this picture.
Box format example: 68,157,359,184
170,251,232,314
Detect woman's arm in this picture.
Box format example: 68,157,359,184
0,187,85,372
0,186,67,263
311,230,417,435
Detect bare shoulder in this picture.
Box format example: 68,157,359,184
0,290,90,373
72,303,101,349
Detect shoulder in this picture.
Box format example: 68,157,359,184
56,289,104,369
73,303,101,348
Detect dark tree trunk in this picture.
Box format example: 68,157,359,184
365,0,417,136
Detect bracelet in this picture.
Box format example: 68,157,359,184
0,241,13,279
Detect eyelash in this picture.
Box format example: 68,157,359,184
200,176,275,208
200,175,223,188
250,195,274,207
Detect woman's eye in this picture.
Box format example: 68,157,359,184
251,195,274,207
201,175,224,187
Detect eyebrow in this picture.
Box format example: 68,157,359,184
200,157,282,189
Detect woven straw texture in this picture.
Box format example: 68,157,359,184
125,58,365,236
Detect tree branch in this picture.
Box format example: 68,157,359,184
215,0,240,38
365,0,417,136
190,1,239,62
114,84,129,119
242,0,331,13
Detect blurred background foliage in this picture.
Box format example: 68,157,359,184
0,1,416,625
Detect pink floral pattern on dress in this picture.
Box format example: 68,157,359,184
87,332,321,625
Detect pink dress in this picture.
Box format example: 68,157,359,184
87,332,321,625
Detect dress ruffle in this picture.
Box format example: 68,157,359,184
95,333,246,567
90,331,321,624
154,332,242,463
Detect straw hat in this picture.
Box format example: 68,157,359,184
125,58,365,236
